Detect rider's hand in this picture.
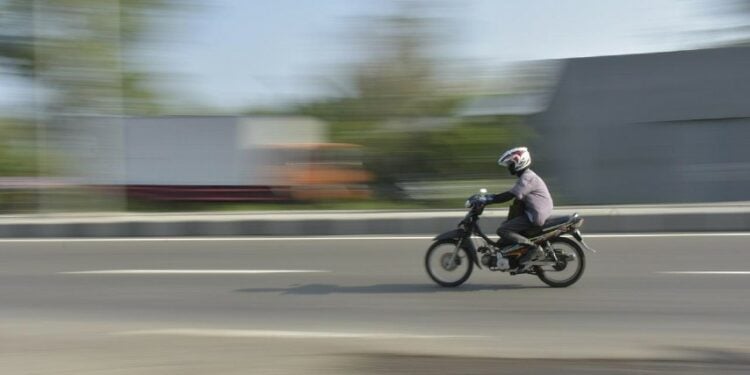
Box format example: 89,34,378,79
468,194,492,207
477,194,494,205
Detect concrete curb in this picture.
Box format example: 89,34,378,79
0,203,748,237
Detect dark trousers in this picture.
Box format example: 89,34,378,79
496,199,535,247
497,215,535,247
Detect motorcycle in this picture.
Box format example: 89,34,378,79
425,189,596,288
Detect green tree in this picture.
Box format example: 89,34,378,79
0,0,185,211
0,0,180,115
0,120,36,175
298,1,528,198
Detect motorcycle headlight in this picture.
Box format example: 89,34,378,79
464,199,472,208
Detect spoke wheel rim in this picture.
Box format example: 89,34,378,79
538,243,580,284
428,243,470,285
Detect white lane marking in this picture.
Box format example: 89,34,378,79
115,329,484,339
585,233,750,238
0,236,432,242
657,271,750,275
61,269,330,275
2,232,750,243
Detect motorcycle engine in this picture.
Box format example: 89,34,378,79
481,254,496,267
508,256,519,270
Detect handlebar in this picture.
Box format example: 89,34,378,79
465,194,489,211
462,195,488,221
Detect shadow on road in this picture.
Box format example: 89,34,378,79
342,351,750,375
235,283,545,295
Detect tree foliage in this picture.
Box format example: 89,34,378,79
297,1,530,197
0,0,179,115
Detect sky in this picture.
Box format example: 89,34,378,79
0,0,737,112
153,0,725,110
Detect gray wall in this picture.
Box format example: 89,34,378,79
533,47,750,204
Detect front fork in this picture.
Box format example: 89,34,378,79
448,237,464,266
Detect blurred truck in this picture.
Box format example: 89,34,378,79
57,116,371,201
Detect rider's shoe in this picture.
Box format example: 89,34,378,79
516,245,544,272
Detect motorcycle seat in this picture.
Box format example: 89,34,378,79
520,215,574,237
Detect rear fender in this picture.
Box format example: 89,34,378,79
572,229,597,253
433,229,481,269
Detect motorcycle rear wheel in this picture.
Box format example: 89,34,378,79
425,239,473,287
535,237,586,288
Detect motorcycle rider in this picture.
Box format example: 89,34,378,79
482,147,553,271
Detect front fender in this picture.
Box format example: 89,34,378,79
433,229,481,269
433,229,464,242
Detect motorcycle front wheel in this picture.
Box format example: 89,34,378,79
425,239,473,287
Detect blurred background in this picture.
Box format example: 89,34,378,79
2,0,750,212
5,3,750,374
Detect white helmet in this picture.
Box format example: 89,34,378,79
498,146,531,173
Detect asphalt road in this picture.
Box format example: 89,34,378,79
2,234,750,374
